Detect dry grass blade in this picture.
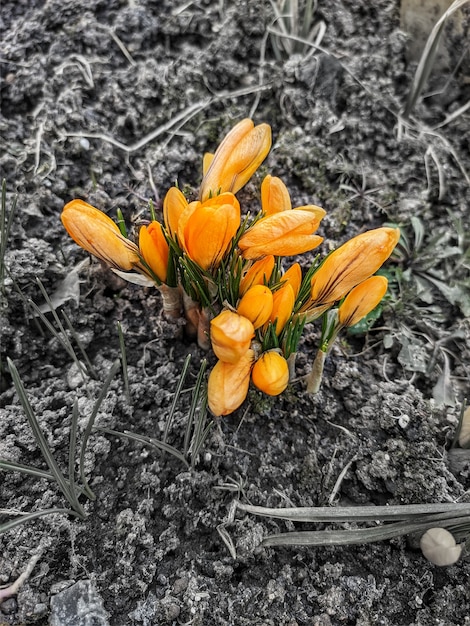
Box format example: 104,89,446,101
403,0,470,119
117,322,130,404
0,179,17,296
235,501,470,549
235,501,470,522
263,516,470,547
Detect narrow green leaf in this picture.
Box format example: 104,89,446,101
0,508,81,535
79,359,121,500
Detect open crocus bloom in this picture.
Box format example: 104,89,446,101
238,206,325,259
310,227,400,306
199,118,272,201
61,199,140,270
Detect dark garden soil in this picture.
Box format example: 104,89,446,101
1,1,470,625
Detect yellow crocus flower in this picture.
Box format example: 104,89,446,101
163,187,188,239
237,285,274,329
281,262,302,298
61,199,140,270
338,275,388,327
199,119,272,201
239,255,275,296
210,310,255,363
177,193,240,270
208,349,255,416
251,351,289,396
309,227,400,305
261,175,291,215
138,221,169,283
266,283,295,335
238,207,325,259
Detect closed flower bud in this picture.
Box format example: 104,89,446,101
210,310,255,363
138,221,169,283
178,193,240,270
261,175,291,215
310,227,400,305
239,255,275,296
200,119,272,201
61,199,140,270
163,187,188,239
237,285,274,329
208,350,255,416
281,262,302,298
238,207,325,259
266,283,295,335
338,275,388,327
251,351,289,396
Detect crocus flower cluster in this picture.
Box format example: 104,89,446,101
61,119,400,416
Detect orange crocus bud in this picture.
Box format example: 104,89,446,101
338,275,388,327
163,187,188,239
208,349,255,416
238,207,326,259
251,351,289,396
267,283,295,335
177,193,241,270
210,310,255,363
239,255,275,296
310,227,400,305
199,119,272,201
237,285,274,329
281,262,302,298
61,199,140,270
261,175,291,215
138,221,169,283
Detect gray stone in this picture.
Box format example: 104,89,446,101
49,580,109,626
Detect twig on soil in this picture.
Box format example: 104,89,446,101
0,549,44,603
64,84,272,154
328,457,355,505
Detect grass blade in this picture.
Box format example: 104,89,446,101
79,359,121,499
0,508,81,535
263,514,470,547
96,426,189,468
403,0,470,119
183,359,207,456
163,354,191,444
117,322,130,404
7,358,86,518
236,501,470,522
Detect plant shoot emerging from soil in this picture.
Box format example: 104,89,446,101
62,119,400,416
